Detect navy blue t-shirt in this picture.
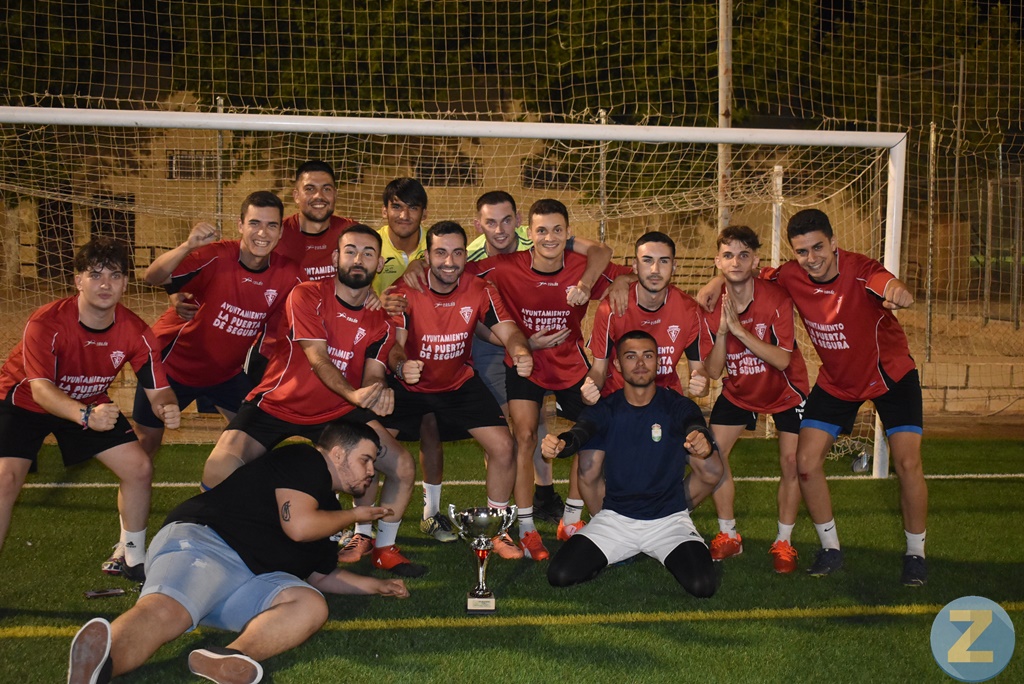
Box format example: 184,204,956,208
580,387,706,520
165,443,339,578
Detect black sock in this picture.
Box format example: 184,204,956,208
535,484,555,501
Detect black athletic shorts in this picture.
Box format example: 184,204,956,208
709,392,805,434
0,399,138,467
504,365,587,422
802,368,923,438
132,372,253,428
226,400,381,450
380,372,507,440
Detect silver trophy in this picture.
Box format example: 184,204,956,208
448,504,517,614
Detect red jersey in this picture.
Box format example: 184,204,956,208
766,249,915,401
588,282,701,397
467,251,630,390
275,214,358,282
249,279,395,425
150,241,302,387
698,279,810,414
390,274,512,393
0,297,168,414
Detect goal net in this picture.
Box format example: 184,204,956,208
0,107,905,472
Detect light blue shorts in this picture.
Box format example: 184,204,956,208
141,522,322,631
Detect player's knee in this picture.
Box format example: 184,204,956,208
121,451,153,487
547,557,579,588
0,466,24,500
684,572,718,599
391,447,416,485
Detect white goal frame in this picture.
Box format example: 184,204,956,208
0,106,908,477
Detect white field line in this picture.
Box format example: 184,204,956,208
21,472,1024,489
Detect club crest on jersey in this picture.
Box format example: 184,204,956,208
651,423,662,442
353,327,367,345
755,323,767,339
109,350,125,367
459,306,473,324
264,289,278,306
667,325,680,343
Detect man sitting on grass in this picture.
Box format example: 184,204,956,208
67,420,408,684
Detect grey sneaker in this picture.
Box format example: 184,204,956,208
188,647,263,684
419,512,458,542
806,547,844,576
68,617,112,684
901,554,928,586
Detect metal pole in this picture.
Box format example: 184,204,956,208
1014,177,1022,329
598,109,608,243
216,96,225,232
772,165,783,267
717,0,733,230
926,123,935,361
985,180,994,324
951,55,965,316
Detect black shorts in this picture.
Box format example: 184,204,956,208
709,393,804,435
132,372,254,428
226,401,380,450
380,373,507,441
504,365,587,422
802,368,923,438
0,400,138,467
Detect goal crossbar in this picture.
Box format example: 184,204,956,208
0,106,908,477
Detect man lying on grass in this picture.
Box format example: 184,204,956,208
67,420,408,684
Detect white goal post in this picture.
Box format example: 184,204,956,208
0,106,907,477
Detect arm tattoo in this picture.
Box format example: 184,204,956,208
281,500,291,522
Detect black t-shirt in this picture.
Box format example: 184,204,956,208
165,443,339,578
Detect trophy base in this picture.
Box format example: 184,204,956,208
466,594,496,615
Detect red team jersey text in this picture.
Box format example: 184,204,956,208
765,249,914,402
248,279,395,424
0,298,169,413
698,279,809,414
149,241,302,386
589,281,701,397
390,275,512,393
467,251,629,389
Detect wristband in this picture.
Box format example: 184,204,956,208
394,360,405,382
80,404,94,430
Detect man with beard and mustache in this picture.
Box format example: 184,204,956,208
542,331,720,597
201,225,427,578
67,420,409,684
381,221,533,558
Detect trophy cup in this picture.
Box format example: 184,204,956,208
448,504,517,614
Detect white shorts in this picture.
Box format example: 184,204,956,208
580,508,707,565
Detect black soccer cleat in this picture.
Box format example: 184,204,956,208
901,554,928,586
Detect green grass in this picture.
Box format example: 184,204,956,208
2,439,1022,682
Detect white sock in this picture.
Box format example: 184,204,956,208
376,521,400,548
123,528,146,566
518,506,536,536
905,530,926,557
354,523,374,538
423,483,442,519
487,499,509,510
814,519,840,550
776,522,795,543
718,518,738,538
562,498,584,525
